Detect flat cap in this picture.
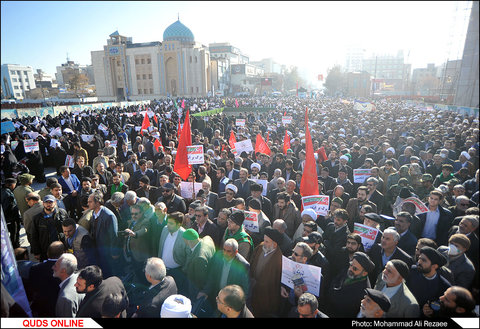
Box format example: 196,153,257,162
364,213,384,224
365,288,391,312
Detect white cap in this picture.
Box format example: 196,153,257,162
226,184,238,194
301,208,317,220
340,155,349,161
461,151,471,160
251,163,261,171
386,147,395,154
161,295,192,318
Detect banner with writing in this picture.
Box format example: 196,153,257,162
281,256,322,297
65,155,75,168
179,182,203,199
353,222,379,251
354,168,372,183
236,119,246,127
234,139,253,155
23,139,39,153
301,195,329,216
187,145,205,165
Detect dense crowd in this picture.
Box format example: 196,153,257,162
1,95,478,319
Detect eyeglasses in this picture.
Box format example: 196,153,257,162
292,250,302,257
216,296,227,306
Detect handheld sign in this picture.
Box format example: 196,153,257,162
353,223,379,251
187,145,204,165
236,119,246,127
281,256,322,297
354,169,372,183
179,182,203,199
23,139,39,153
232,208,259,233
65,155,75,168
234,139,253,155
282,116,293,125
301,195,329,216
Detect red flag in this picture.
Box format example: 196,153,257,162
140,111,150,136
318,146,328,163
153,113,158,125
235,99,239,108
229,130,237,149
255,133,271,156
283,130,291,155
173,109,192,180
154,138,163,152
300,107,319,198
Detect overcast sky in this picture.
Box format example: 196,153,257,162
1,1,473,86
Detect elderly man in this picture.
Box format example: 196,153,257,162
438,234,475,289
131,257,177,318
374,260,420,318
222,211,254,261
197,239,250,311
357,288,391,318
249,226,284,317
367,228,413,285
215,184,238,217
52,253,85,317
393,212,418,257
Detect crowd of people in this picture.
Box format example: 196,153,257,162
1,95,479,319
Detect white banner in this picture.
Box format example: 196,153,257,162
281,256,322,297
234,139,253,155
65,155,75,168
353,168,372,183
180,181,203,199
81,134,94,142
187,145,204,165
23,139,39,153
353,222,380,251
236,119,246,127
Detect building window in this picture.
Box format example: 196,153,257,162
144,89,148,94
190,56,192,63
12,78,17,82
195,56,197,63
191,87,193,93
143,74,146,80
149,74,152,79
196,87,199,93
135,59,139,65
10,70,16,75
141,58,145,64
147,58,151,64
137,74,140,80
150,88,153,94
138,89,142,94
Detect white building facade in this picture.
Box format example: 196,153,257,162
91,20,211,101
1,64,36,100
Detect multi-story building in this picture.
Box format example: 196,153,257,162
230,63,265,95
454,0,479,108
91,19,211,101
1,64,36,100
438,59,462,103
411,63,440,96
344,46,366,73
55,60,95,87
345,71,371,98
362,50,411,91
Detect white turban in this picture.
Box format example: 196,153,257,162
251,163,261,171
301,208,318,220
386,147,395,154
461,151,471,160
226,184,238,194
340,155,349,161
161,295,192,318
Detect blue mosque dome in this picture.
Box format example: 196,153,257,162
163,19,194,42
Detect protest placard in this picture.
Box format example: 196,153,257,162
179,182,203,199
23,139,39,153
402,197,429,214
353,168,372,183
236,119,246,127
232,207,259,233
353,223,379,251
282,116,293,125
281,256,322,297
234,139,253,155
11,141,18,151
187,145,204,165
301,195,329,216
81,134,94,142
65,155,75,168
49,127,62,137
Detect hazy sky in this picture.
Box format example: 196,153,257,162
1,1,472,85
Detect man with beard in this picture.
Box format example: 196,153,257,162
157,183,186,214
272,192,302,239
346,186,378,232
357,288,391,318
323,208,351,263
75,265,127,318
249,226,284,317
326,251,375,318
215,184,238,217
71,156,94,182
330,233,364,279
422,286,476,318
373,260,420,318
406,246,451,309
